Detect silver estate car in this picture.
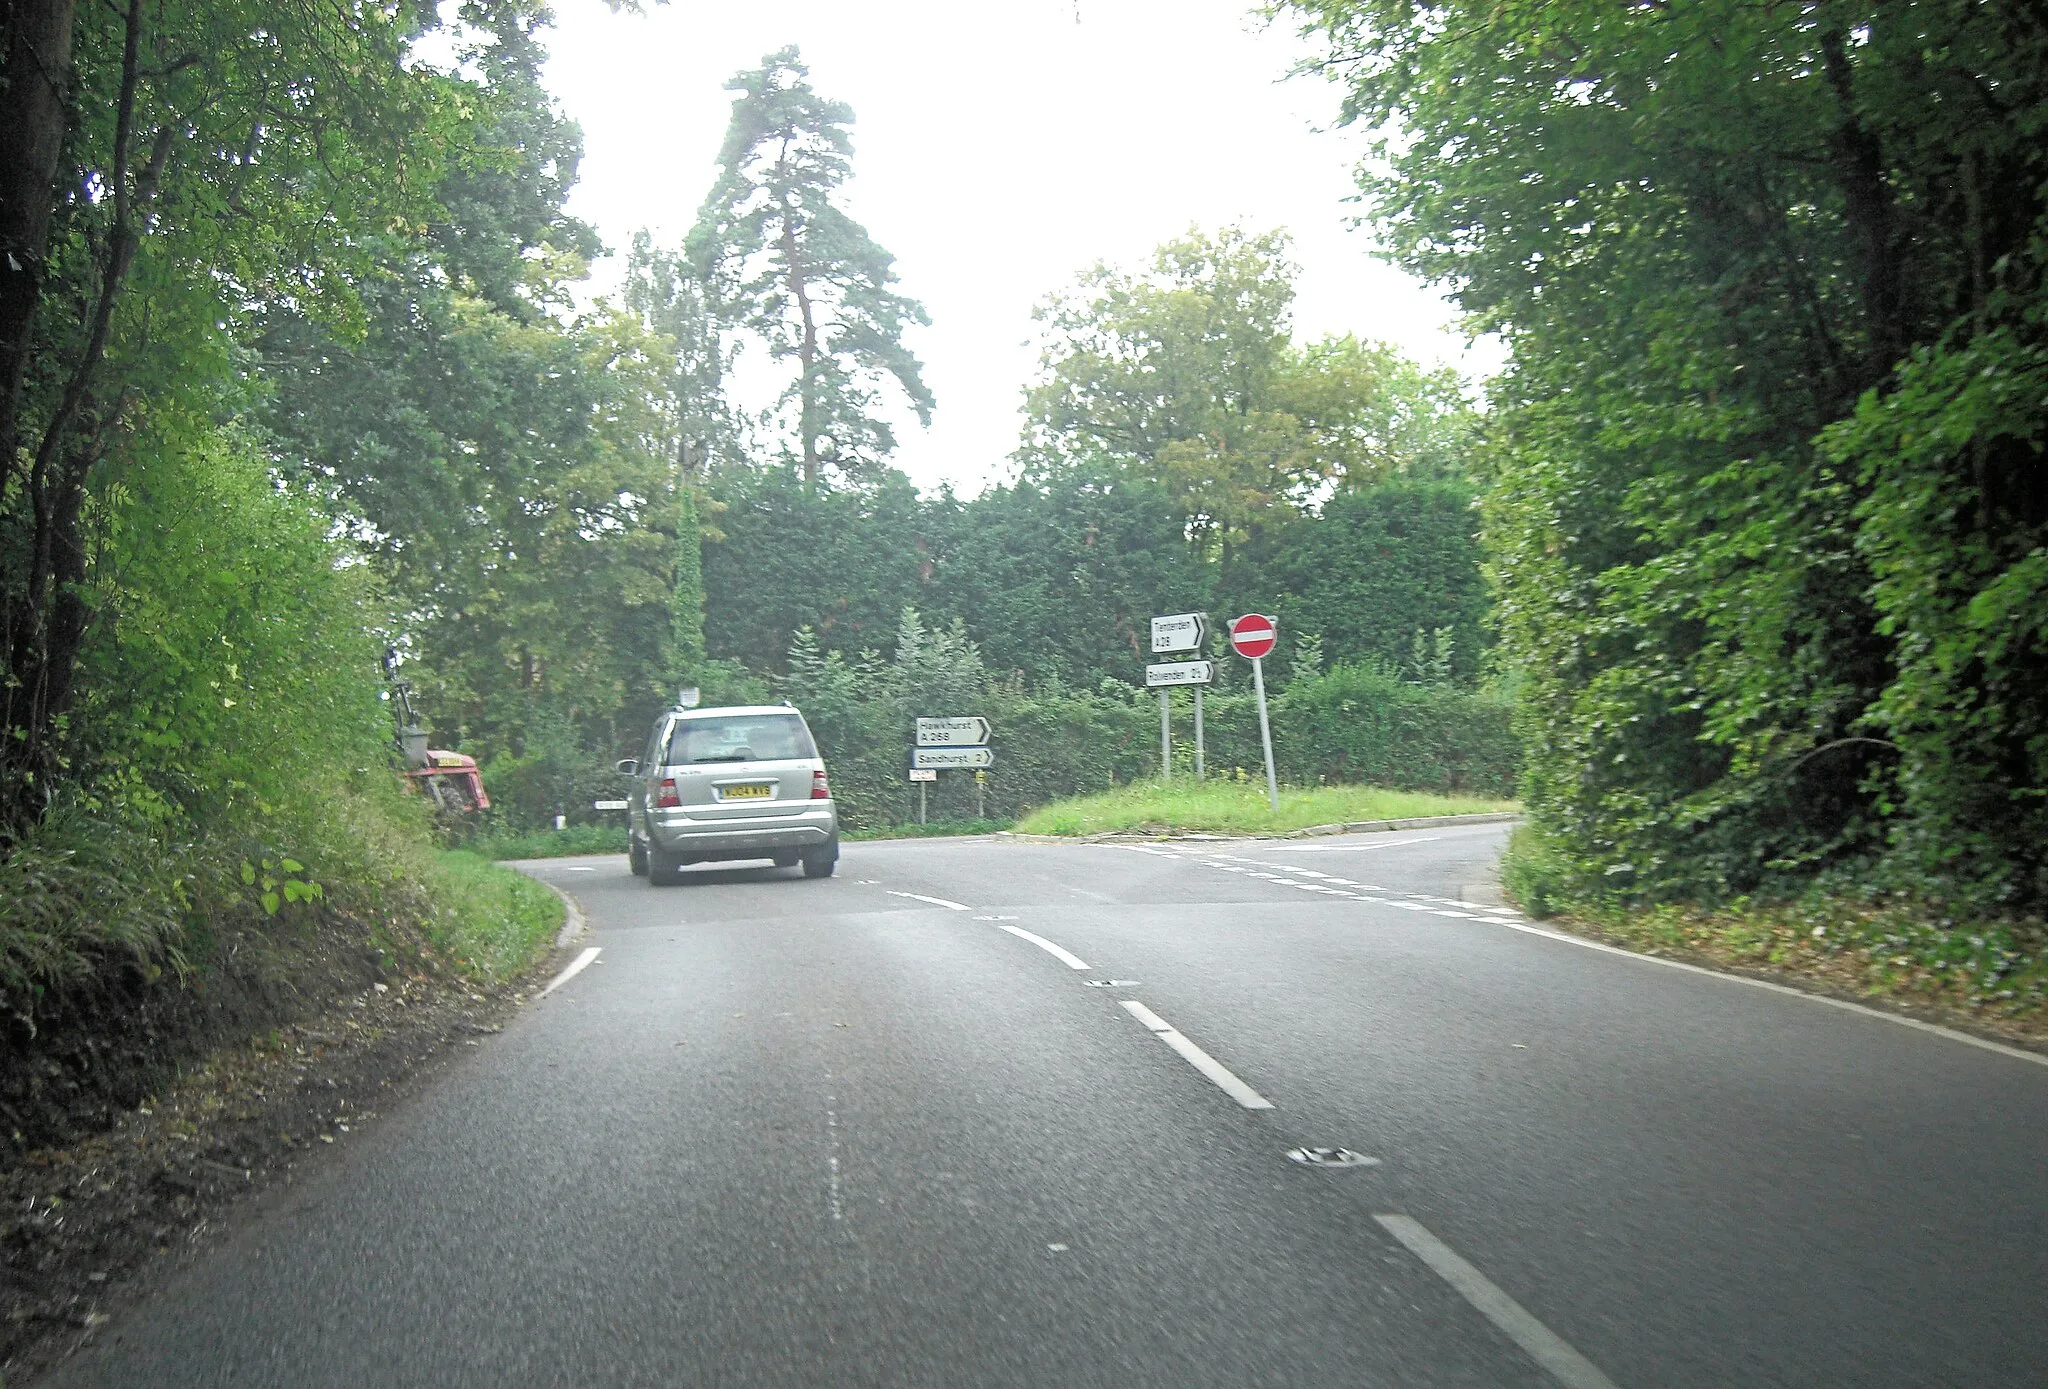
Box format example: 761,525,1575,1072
619,704,838,885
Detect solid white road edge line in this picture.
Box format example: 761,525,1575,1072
540,946,601,997
1262,837,1444,852
1120,1000,1275,1110
994,923,1090,970
886,890,973,911
1486,916,2048,1070
1375,1215,1620,1389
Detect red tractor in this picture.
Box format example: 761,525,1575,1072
384,651,489,815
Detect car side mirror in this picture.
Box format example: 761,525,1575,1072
614,758,639,776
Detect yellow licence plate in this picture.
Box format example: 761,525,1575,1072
719,784,773,801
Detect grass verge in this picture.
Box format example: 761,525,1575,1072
1012,779,1516,838
1500,829,2046,1044
465,824,628,860
426,850,565,980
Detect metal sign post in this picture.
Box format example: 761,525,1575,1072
907,765,937,824
1159,687,1172,781
1149,616,1208,784
1230,614,1281,811
1145,656,1214,783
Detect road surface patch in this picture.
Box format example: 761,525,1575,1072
1374,1215,1621,1389
1285,1146,1380,1168
1119,1001,1274,1110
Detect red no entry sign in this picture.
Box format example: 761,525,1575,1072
1229,613,1277,660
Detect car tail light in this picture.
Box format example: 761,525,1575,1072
656,777,680,808
811,769,831,800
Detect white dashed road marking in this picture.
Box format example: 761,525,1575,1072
1375,1215,1621,1389
994,923,1091,971
1119,1001,1274,1110
887,891,972,911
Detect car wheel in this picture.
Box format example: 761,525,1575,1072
801,852,835,879
647,842,683,886
629,835,648,877
772,852,800,868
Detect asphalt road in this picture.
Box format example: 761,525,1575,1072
42,825,2048,1387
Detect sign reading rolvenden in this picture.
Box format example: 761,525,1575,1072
1145,660,1215,687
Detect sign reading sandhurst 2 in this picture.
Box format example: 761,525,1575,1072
909,715,993,823
1230,613,1282,811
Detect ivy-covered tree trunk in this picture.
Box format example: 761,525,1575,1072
0,0,74,472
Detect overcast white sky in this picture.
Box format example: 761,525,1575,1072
542,0,1495,494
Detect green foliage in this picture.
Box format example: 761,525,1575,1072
1289,0,2048,913
1233,482,1489,681
426,850,565,981
688,46,932,483
1499,825,1571,920
1820,324,2048,904
702,466,927,672
1023,226,1478,548
0,809,189,1018
1169,662,1516,796
670,483,708,678
925,461,1214,687
2,0,471,829
468,824,629,860
779,611,1157,830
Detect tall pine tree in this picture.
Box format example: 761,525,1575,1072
687,47,933,485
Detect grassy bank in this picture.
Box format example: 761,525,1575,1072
1013,779,1515,838
466,825,628,860
427,851,566,980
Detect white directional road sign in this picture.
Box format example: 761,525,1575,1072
915,716,992,747
592,799,630,811
907,768,938,782
1150,612,1209,653
912,746,994,770
1145,660,1215,687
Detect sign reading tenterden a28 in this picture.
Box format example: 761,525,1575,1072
1149,612,1208,653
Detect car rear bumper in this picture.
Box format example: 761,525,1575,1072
649,806,836,860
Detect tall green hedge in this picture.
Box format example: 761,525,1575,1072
1163,665,1516,798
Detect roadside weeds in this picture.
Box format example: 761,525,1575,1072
0,863,575,1386
1519,900,2047,1053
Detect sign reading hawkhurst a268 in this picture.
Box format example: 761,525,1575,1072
910,745,994,770
915,716,991,747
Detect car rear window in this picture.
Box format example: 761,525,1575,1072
666,714,816,764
